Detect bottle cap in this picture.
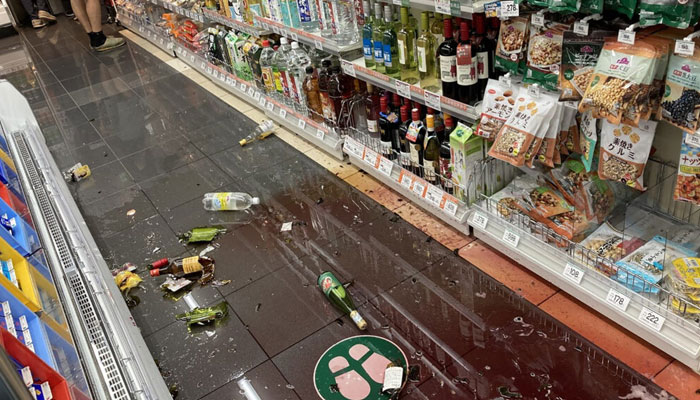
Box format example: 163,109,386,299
305,65,314,73
380,96,388,113
150,268,161,277
239,138,248,146
392,93,401,107
420,12,429,29
280,37,288,45
400,105,409,121
445,115,454,128
461,21,469,42
291,41,299,49
251,197,260,205
322,59,332,67
411,108,420,121
262,39,270,47
426,114,435,129
473,13,485,34
443,17,453,39
400,7,408,24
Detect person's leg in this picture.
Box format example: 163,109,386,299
71,0,124,50
20,0,47,28
35,0,57,22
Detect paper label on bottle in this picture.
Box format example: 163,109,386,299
417,46,428,73
398,39,406,64
368,119,379,133
456,45,477,86
439,55,457,83
383,43,393,67
374,41,384,64
382,366,404,392
476,51,489,79
182,256,203,274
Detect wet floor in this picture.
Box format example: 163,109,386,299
0,19,675,400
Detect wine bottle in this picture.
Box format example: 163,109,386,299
361,0,374,69
416,12,439,92
437,18,458,100
366,83,381,139
397,7,418,84
382,5,399,79
398,104,412,171
150,256,214,278
456,21,478,104
423,114,440,186
318,271,367,330
372,3,386,74
405,108,425,177
472,13,490,97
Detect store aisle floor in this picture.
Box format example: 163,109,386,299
0,19,677,399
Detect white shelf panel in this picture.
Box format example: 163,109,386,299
343,136,470,234
468,205,700,373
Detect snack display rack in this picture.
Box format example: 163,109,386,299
0,80,171,399
119,8,177,56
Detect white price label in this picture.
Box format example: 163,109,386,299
343,137,364,158
341,60,356,77
225,76,233,85
377,157,393,176
159,37,165,45
618,29,635,45
258,95,267,106
200,61,206,70
272,25,280,34
291,32,298,41
531,13,545,27
393,0,401,4
562,263,584,285
685,132,700,147
442,198,458,216
190,54,195,62
573,21,588,36
399,172,412,188
314,40,323,50
471,211,488,230
279,108,287,118
138,26,144,33
502,228,519,247
363,148,379,166
266,100,275,111
395,80,411,100
219,73,226,82
316,129,325,140
434,0,450,14
500,0,519,17
412,180,427,197
424,90,441,112
638,307,665,332
606,288,631,312
675,39,695,56
297,118,306,129
240,83,247,92
248,87,255,97
254,91,262,101
167,42,174,50
425,185,443,207
206,66,213,75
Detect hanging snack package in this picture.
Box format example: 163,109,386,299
477,79,521,140
550,0,581,12
598,119,657,190
580,38,660,126
603,0,637,18
524,21,570,91
559,30,611,102
580,0,604,13
490,174,540,218
488,90,556,166
565,107,582,155
523,186,574,219
558,103,575,157
523,90,560,167
533,102,564,168
577,222,645,274
667,257,700,315
639,0,696,28
495,17,530,75
660,45,700,133
674,131,700,205
578,110,598,172
620,38,670,126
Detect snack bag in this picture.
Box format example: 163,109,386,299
580,38,660,125
558,103,575,157
490,174,540,218
547,208,593,242
639,0,696,28
524,21,570,91
674,131,700,205
603,0,637,18
660,46,700,133
580,0,604,13
534,102,564,168
577,222,645,273
477,79,520,140
550,0,581,12
578,110,598,172
669,257,700,299
488,90,556,166
525,186,573,218
559,30,612,102
598,119,656,190
523,90,560,167
495,17,529,75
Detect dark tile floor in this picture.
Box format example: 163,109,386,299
0,19,672,400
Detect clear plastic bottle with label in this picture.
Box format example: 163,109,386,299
297,0,319,31
259,40,277,97
202,192,260,211
272,38,293,106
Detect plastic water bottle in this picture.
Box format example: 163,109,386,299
289,42,311,112
202,193,260,211
273,38,294,106
259,40,277,97
240,120,275,146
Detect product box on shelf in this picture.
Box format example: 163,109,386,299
450,123,484,204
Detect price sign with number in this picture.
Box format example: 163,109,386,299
258,96,267,107
425,185,443,207
254,91,262,101
297,118,306,129
562,263,584,285
395,80,411,100
675,39,695,56
377,157,393,176
471,211,488,229
279,108,287,118
618,29,635,45
500,0,519,17
240,83,248,92
606,288,631,312
266,100,275,111
531,13,545,27
343,137,365,159
190,54,195,63
573,21,589,36
412,179,427,197
685,132,700,147
314,40,323,50
341,60,356,77
316,129,325,141
442,197,458,216
502,228,520,248
638,307,665,332
363,148,379,167
206,66,213,75
291,32,298,41
248,87,255,97
424,90,441,111
399,171,413,188
434,0,450,14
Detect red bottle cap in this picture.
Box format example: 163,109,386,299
392,93,401,106
443,18,453,39
445,116,454,128
461,21,470,42
380,96,389,113
150,268,161,277
148,258,168,269
411,108,420,121
400,105,410,122
473,13,486,34
262,40,270,47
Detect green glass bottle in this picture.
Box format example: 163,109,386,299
361,0,374,70
318,271,367,330
430,13,444,82
382,5,399,79
372,2,386,74
416,12,439,92
397,7,418,84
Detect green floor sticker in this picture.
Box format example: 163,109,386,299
313,335,408,400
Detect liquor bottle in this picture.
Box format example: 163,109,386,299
382,5,399,78
486,17,500,79
297,0,319,32
397,7,418,84
320,0,359,43
150,256,215,278
366,83,380,139
398,104,412,171
438,18,458,100
405,108,425,177
246,39,264,90
423,114,440,185
379,96,399,160
328,65,353,128
303,65,324,122
351,79,369,131
439,117,454,194
259,40,276,97
416,12,439,92
239,120,275,146
289,42,311,112
361,0,374,69
472,13,490,97
318,59,336,125
318,271,367,330
456,21,478,104
273,39,293,105
372,3,385,73
430,13,444,48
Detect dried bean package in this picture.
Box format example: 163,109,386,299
524,21,570,91
477,79,520,140
578,109,598,172
495,17,529,75
559,30,611,102
660,45,700,133
639,0,696,28
533,101,564,168
675,132,700,205
598,119,657,190
550,0,580,13
577,222,645,272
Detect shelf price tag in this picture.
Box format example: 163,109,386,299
618,29,635,45
363,148,379,167
434,0,451,14
258,95,267,107
314,40,323,50
424,90,441,112
441,195,458,216
206,66,213,75
341,60,356,77
562,263,584,285
316,129,325,141
279,107,287,118
502,228,519,248
471,211,488,230
638,307,665,332
190,54,195,63
675,39,695,56
411,179,427,197
291,32,298,41
240,83,247,92
606,288,631,312
254,91,262,101
377,157,393,176
531,13,545,27
343,137,365,159
200,61,206,70
573,21,589,36
685,132,700,147
500,1,519,17
399,170,413,189
392,0,401,4
425,185,443,207
395,80,411,100
297,118,306,129
266,100,275,111
248,87,256,97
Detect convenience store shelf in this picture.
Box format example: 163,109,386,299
468,203,700,373
342,59,480,124
118,10,176,56
374,0,484,16
254,16,364,58
344,136,470,234
173,44,345,159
